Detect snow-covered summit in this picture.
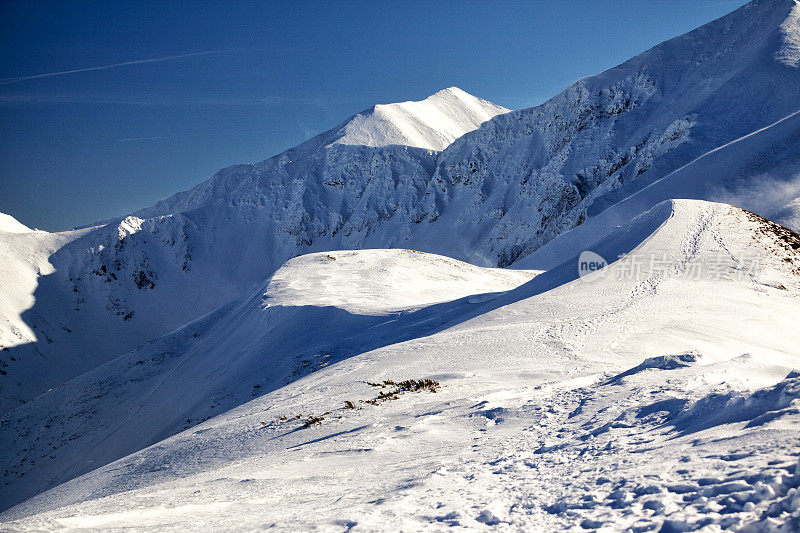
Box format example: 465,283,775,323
264,249,537,315
331,87,509,150
0,212,31,234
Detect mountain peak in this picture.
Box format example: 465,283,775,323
331,87,509,151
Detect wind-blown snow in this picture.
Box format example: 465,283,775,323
777,0,800,66
771,196,800,230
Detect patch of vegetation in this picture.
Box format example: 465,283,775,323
741,207,800,277
269,378,441,430
367,378,439,393
395,379,440,392
302,415,325,427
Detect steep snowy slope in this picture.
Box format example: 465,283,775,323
0,251,538,511
3,199,799,531
515,108,800,270
0,224,95,409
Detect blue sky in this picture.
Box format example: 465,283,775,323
0,0,748,231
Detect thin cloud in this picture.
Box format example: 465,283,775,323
0,92,361,107
0,93,290,106
0,50,236,86
296,122,321,140
114,130,279,142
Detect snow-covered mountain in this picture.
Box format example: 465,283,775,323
3,198,799,530
425,0,800,266
4,0,798,418
0,88,509,414
2,1,800,528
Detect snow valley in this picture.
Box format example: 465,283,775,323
1,0,800,530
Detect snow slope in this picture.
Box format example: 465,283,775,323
514,108,800,270
264,249,536,315
0,250,538,511
0,225,95,408
3,199,799,531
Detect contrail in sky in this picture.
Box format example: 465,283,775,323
0,51,234,86
114,130,277,142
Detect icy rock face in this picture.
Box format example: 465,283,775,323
428,0,800,265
